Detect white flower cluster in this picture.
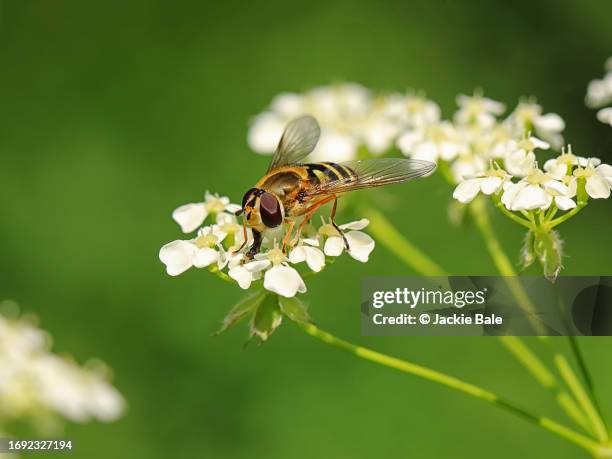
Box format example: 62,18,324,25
585,56,612,126
397,94,566,183
248,83,440,161
0,307,124,426
453,148,612,210
248,84,565,184
159,193,375,298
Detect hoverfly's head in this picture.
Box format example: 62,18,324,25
236,188,284,229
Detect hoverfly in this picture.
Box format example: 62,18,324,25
235,115,436,258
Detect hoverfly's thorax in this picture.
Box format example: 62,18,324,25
257,167,305,197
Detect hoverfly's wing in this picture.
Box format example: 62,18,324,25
305,158,436,197
267,115,321,172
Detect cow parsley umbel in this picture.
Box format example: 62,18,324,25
159,191,376,341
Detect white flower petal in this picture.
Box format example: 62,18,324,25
597,108,612,126
244,259,271,273
480,176,503,195
159,240,196,276
301,237,320,247
555,196,576,210
596,163,612,177
228,266,253,289
248,113,285,154
288,246,307,264
453,178,483,203
324,236,345,257
345,231,375,263
543,159,567,180
534,113,565,133
263,265,307,297
193,247,219,268
311,131,357,162
411,142,439,162
396,130,423,154
505,150,535,177
172,203,207,233
501,182,523,209
544,180,569,195
586,176,611,199
529,136,550,150
339,219,370,230
226,203,242,214
303,246,325,272
270,92,304,117
511,184,548,211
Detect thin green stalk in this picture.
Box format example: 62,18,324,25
362,206,446,276
567,335,607,430
298,322,600,456
545,203,559,221
548,203,587,228
467,196,610,436
360,197,603,440
555,354,609,442
556,296,608,433
492,201,533,229
499,336,592,435
468,197,544,334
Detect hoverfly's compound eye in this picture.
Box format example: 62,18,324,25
241,188,258,209
259,192,283,228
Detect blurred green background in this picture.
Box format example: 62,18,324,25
1,1,612,458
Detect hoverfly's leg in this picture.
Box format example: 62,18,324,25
281,219,296,254
292,195,336,246
245,229,263,260
329,196,349,251
232,219,249,254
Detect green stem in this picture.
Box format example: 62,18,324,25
555,354,609,442
468,197,544,334
359,195,605,442
548,203,587,228
499,336,593,435
491,194,533,229
362,206,447,276
557,296,608,434
566,336,607,430
545,203,559,221
297,322,600,455
467,196,610,437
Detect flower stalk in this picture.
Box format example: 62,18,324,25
555,354,609,442
357,200,604,439
468,195,610,439
297,321,601,456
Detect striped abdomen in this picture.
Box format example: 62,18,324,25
304,162,355,185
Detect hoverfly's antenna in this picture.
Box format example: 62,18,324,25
235,208,244,216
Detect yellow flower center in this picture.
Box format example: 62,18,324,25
573,167,594,178
517,138,536,152
267,248,286,266
557,152,576,165
486,168,507,178
218,222,238,234
318,223,340,237
515,103,540,123
206,198,226,213
195,234,217,248
406,97,426,113
525,169,548,185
